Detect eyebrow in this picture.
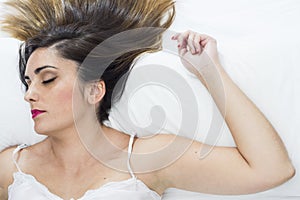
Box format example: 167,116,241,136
24,65,58,80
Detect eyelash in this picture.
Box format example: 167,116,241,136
42,77,57,84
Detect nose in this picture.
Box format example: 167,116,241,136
24,85,39,103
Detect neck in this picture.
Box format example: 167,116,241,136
45,126,95,171
43,124,129,172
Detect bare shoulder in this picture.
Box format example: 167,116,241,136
0,144,39,198
0,141,46,189
0,146,18,189
132,134,193,194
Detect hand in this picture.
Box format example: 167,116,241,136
172,31,221,86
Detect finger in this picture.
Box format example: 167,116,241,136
187,32,197,54
171,33,181,40
179,45,188,57
200,38,209,47
174,32,188,56
194,34,202,53
177,31,190,49
199,34,216,47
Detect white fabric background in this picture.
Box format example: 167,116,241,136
0,0,299,199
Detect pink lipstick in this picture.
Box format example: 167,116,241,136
31,109,46,119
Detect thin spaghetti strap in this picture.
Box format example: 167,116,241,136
127,133,136,178
12,144,28,173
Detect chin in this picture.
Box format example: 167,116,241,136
34,128,51,136
33,123,54,136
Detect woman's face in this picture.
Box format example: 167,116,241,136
24,47,87,135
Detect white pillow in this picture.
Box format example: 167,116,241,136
0,0,299,199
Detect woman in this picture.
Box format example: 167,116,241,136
0,0,295,199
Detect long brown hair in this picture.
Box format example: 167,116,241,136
1,0,175,123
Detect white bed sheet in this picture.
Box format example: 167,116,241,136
0,0,299,199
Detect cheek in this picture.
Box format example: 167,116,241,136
59,88,74,105
53,85,78,112
69,86,88,112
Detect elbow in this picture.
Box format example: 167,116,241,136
284,164,296,182
260,162,296,190
252,161,296,193
278,161,296,183
274,163,296,186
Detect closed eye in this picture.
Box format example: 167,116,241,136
42,77,57,84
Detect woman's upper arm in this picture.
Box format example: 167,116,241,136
0,147,16,189
157,136,293,195
134,134,292,195
159,141,253,194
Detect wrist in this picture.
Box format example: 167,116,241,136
199,61,224,79
198,62,226,90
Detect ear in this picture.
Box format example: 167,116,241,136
85,80,106,105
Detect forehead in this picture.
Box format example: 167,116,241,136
25,47,78,75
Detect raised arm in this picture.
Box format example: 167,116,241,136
136,31,295,195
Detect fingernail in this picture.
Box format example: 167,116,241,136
178,44,181,48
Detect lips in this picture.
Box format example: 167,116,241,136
31,109,46,119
